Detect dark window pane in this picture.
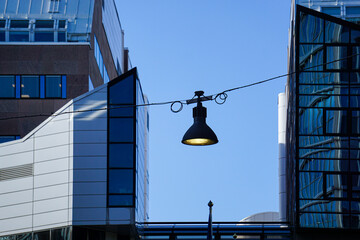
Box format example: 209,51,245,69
299,108,323,135
350,96,360,108
322,7,341,16
299,172,323,199
299,12,324,43
0,32,4,41
326,174,349,198
299,72,348,84
351,30,360,43
326,46,348,70
17,233,32,240
45,75,62,98
299,45,323,71
10,20,28,28
108,195,133,206
33,231,50,240
0,136,16,143
72,228,87,240
51,228,71,240
88,230,105,240
109,118,134,142
350,72,360,83
109,107,133,117
325,21,349,43
353,47,360,70
347,7,360,15
35,20,54,28
109,144,133,168
109,75,134,104
0,20,5,28
300,200,348,213
300,213,350,228
0,76,15,98
326,110,348,135
352,175,360,198
299,136,349,149
352,111,360,135
21,76,39,98
9,32,28,42
59,20,66,28
58,32,66,42
35,32,54,42
109,169,133,194
299,85,348,95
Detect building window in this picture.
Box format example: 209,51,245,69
94,34,110,83
322,7,341,16
58,20,66,29
0,19,68,43
9,31,28,42
10,20,29,28
1,75,66,99
89,75,94,91
35,32,54,42
34,20,54,42
21,75,40,98
347,6,360,16
0,136,20,143
35,20,54,28
0,76,15,98
58,32,66,42
45,75,62,98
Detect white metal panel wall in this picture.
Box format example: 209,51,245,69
0,136,34,235
0,103,74,235
71,86,109,225
32,106,73,232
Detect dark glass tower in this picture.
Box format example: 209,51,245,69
286,5,360,233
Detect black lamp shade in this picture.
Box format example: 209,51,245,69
182,105,218,146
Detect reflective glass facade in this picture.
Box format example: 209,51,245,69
0,0,93,42
287,5,360,229
107,68,149,222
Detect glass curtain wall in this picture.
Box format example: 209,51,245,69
108,70,136,207
293,5,360,228
107,67,149,223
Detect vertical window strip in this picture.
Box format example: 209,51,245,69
15,76,20,98
61,75,66,98
94,34,108,83
40,76,45,99
89,75,94,91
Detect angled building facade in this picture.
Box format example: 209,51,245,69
283,1,360,238
0,68,149,239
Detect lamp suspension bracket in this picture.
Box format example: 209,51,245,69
181,90,218,146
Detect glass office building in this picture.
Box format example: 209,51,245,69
285,4,360,232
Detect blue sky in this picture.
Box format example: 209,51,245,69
116,0,291,222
